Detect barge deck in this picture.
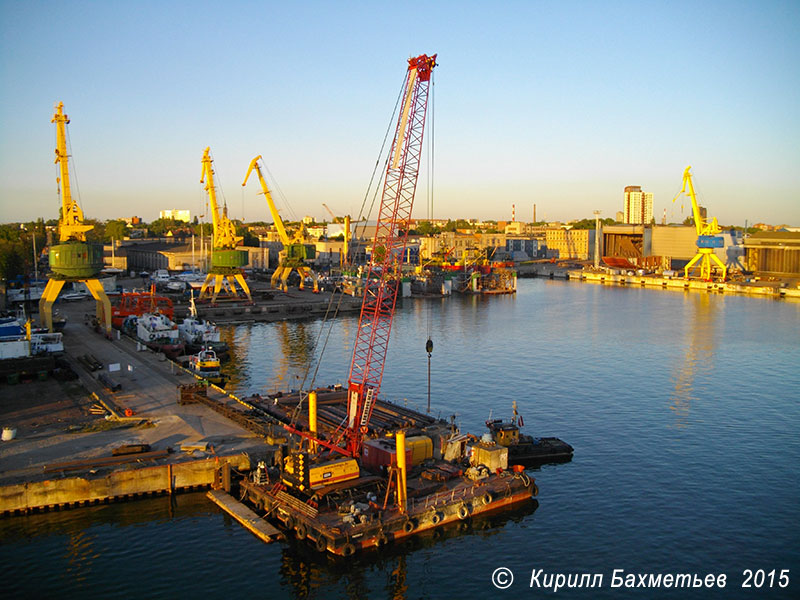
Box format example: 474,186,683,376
238,461,537,556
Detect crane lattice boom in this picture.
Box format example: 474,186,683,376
344,54,437,455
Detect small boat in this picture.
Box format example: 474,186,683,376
52,311,67,331
178,293,228,356
60,290,90,302
135,312,184,358
189,348,225,385
485,402,573,466
166,280,187,293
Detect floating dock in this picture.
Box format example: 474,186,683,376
206,489,281,543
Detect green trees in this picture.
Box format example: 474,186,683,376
0,222,43,280
105,220,129,241
569,217,616,230
147,218,185,237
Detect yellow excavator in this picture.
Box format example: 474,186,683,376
672,166,727,281
198,147,252,303
39,102,112,336
242,156,318,292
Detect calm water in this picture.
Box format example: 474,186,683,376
3,279,799,599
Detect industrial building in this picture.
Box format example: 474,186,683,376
744,231,800,278
545,228,595,261
599,225,743,272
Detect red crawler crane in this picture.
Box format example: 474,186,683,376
343,54,437,456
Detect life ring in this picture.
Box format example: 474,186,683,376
315,535,328,552
402,519,416,534
457,504,470,520
481,492,493,506
284,515,295,530
360,425,369,434
341,542,356,557
295,523,307,540
532,483,539,497
124,408,134,417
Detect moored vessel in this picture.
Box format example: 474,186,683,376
177,294,228,356
188,347,226,385
485,402,574,466
134,312,184,358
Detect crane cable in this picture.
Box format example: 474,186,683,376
61,123,86,223
353,70,407,238
424,74,436,413
287,71,408,427
259,159,299,224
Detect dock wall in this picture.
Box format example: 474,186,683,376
0,453,250,516
568,271,800,299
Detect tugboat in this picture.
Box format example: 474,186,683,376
188,347,226,385
485,402,573,466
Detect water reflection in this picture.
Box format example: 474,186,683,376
276,500,537,600
223,319,329,396
65,531,97,585
669,294,718,428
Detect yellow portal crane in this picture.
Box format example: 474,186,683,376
198,147,252,303
39,102,111,335
672,166,727,281
242,156,318,292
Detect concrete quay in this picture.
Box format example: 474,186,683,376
0,299,273,515
569,270,800,299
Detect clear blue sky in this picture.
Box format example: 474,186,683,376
1,0,798,226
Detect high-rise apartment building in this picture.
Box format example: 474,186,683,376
623,186,653,225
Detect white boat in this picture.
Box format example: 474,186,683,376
6,285,46,303
135,312,184,358
0,317,63,359
166,280,187,292
178,293,226,355
61,291,90,302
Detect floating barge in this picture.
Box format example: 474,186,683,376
203,387,546,556
237,442,538,556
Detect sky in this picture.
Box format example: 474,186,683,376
1,0,798,227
